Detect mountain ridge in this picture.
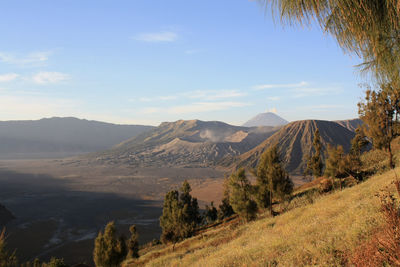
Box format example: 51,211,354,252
88,119,281,167
235,120,355,174
0,117,154,159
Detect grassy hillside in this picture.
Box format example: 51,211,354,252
126,168,398,266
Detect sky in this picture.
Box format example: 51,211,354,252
0,0,367,126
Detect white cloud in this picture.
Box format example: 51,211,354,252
159,95,178,101
32,72,70,84
137,95,178,102
253,81,308,90
291,86,342,98
139,97,152,102
168,101,250,114
185,90,246,100
298,104,345,110
0,73,18,82
267,96,280,101
140,107,161,114
0,51,52,67
185,49,200,55
134,31,178,42
139,101,250,115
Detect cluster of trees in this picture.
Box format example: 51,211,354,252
302,127,370,189
158,144,293,246
303,119,399,190
159,181,201,244
324,128,369,189
93,221,139,267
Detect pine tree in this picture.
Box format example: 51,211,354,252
228,168,257,221
305,129,323,179
218,176,234,220
347,127,369,180
0,228,17,267
324,145,347,190
159,180,200,244
180,180,201,228
359,84,400,169
204,202,218,224
218,198,234,221
127,225,139,259
93,221,127,267
255,145,293,215
159,190,181,244
350,127,369,157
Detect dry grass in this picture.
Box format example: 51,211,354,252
126,168,398,267
351,180,400,266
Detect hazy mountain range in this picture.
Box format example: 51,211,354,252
0,115,362,174
0,117,154,159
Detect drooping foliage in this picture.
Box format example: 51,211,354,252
255,145,293,215
261,0,400,82
305,129,323,178
159,180,200,244
358,84,400,168
228,168,258,221
93,221,127,267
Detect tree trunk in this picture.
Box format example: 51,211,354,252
389,143,395,169
269,192,273,216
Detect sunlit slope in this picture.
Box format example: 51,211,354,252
129,168,396,266
89,120,280,167
237,120,355,174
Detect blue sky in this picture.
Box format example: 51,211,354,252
0,0,366,126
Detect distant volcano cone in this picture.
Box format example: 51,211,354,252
243,112,288,127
